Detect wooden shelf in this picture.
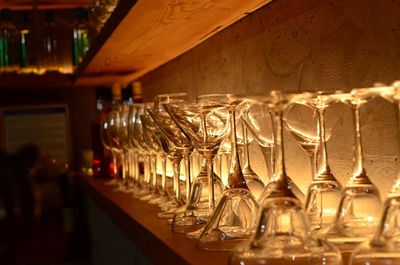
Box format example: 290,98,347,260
0,0,91,10
0,72,72,88
80,175,230,265
74,0,272,86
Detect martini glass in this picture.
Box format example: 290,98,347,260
191,95,259,251
242,95,305,203
285,92,344,232
163,100,232,239
148,93,193,218
229,92,342,265
326,88,384,259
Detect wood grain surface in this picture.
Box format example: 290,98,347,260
74,0,272,86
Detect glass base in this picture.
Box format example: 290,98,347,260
171,209,208,234
186,227,204,240
196,188,259,251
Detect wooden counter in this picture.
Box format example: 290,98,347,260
80,175,230,265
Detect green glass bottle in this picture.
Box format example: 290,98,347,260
72,8,90,66
0,9,19,72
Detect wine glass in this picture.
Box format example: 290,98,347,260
131,103,154,199
349,85,399,265
128,103,147,194
229,91,342,265
326,88,384,258
285,92,344,232
118,103,133,192
139,113,167,203
170,94,259,251
100,111,116,185
104,99,125,190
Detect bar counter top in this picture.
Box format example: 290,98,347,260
80,175,230,265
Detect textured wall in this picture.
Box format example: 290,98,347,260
138,0,400,198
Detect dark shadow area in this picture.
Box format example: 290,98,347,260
0,144,92,265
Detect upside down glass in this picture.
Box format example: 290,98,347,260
326,89,383,259
194,95,259,251
350,85,399,265
230,92,342,265
285,92,343,232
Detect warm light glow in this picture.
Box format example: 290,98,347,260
322,208,336,215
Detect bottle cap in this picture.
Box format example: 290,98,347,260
111,83,122,101
132,81,143,102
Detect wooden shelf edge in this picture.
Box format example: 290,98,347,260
73,0,138,84
0,72,73,88
0,0,91,10
79,175,230,265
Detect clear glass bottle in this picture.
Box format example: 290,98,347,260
0,9,19,72
18,11,37,73
40,10,61,73
72,8,90,66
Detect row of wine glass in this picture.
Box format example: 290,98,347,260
99,83,400,265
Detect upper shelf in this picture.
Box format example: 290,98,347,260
0,0,91,10
74,0,272,86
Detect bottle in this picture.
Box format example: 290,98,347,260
0,9,19,72
91,87,112,178
40,10,61,73
18,11,37,73
72,8,90,66
132,81,143,103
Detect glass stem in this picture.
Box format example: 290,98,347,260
145,154,151,185
182,150,192,202
120,152,125,181
227,109,247,189
134,153,139,183
308,153,317,181
273,110,286,181
391,101,400,195
206,155,215,213
171,157,182,202
127,150,133,181
259,145,273,181
242,123,251,171
160,154,167,192
151,154,157,190
111,150,118,178
315,107,331,180
351,103,366,181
